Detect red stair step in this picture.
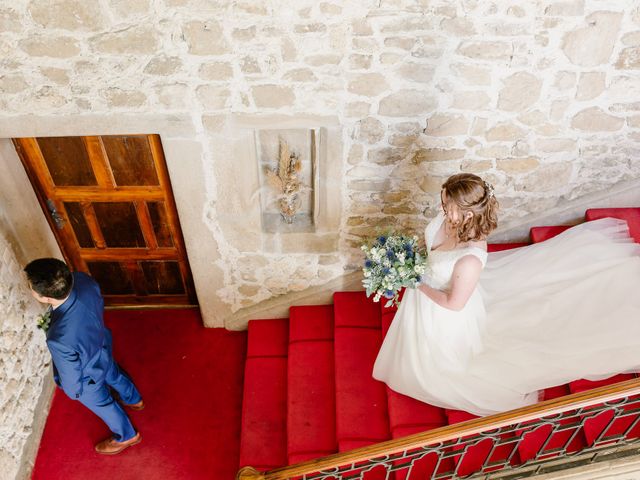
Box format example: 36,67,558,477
586,207,640,243
334,291,390,451
569,374,637,446
518,384,587,462
529,225,573,243
569,374,636,394
287,305,338,464
239,319,289,471
446,410,523,476
445,410,491,477
487,242,528,252
380,309,447,439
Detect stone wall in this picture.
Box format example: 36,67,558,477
1,0,639,317
0,228,50,479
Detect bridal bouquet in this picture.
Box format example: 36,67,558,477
361,234,427,307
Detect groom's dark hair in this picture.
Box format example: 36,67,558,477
24,258,73,300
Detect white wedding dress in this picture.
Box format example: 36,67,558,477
373,212,640,416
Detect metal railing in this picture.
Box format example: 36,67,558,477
237,378,640,480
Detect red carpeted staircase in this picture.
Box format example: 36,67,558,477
238,208,640,478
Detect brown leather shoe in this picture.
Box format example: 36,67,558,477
95,432,142,455
123,399,145,411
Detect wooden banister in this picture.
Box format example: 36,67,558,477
238,377,640,480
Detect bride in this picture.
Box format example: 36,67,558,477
372,173,640,416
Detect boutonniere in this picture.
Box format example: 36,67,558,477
36,307,52,332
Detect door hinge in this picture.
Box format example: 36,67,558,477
46,199,66,229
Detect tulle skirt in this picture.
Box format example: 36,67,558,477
373,218,640,416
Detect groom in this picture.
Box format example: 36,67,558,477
25,258,143,455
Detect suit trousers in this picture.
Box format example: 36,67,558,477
77,360,142,441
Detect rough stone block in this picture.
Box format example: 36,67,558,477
576,72,605,100
251,85,295,108
348,54,372,70
0,8,21,33
622,31,640,47
145,56,183,76
40,67,70,85
348,179,391,192
498,72,542,111
283,68,317,82
183,20,230,55
101,88,147,107
368,146,407,166
379,90,437,117
19,36,80,58
516,163,573,192
395,63,435,83
456,41,511,60
108,0,150,17
450,63,491,86
486,123,526,141
497,157,540,174
412,148,465,163
91,26,159,54
544,0,585,16
535,138,577,152
571,107,625,131
384,37,415,50
616,47,640,69
0,75,27,94
29,0,106,31
441,17,476,36
357,117,385,143
562,12,623,66
348,73,389,97
425,113,469,136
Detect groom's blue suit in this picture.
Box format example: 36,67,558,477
46,272,141,441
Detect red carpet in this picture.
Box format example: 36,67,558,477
31,308,247,480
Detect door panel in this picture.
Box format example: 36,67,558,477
102,136,160,186
147,202,174,247
14,134,197,307
37,136,98,186
92,202,146,248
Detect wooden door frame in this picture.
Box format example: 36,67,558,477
13,134,199,308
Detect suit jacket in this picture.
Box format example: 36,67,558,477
46,272,113,399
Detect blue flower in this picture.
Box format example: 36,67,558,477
386,250,395,260
384,290,394,299
382,267,390,275
377,235,387,246
364,260,373,268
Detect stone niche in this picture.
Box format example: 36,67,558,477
257,128,317,234
217,115,342,254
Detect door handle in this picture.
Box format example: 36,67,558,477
46,199,66,229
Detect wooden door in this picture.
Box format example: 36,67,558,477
14,134,198,307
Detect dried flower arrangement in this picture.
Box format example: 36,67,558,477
265,140,304,224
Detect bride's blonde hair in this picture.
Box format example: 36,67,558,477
442,173,499,242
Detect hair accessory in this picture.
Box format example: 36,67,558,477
484,180,495,199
